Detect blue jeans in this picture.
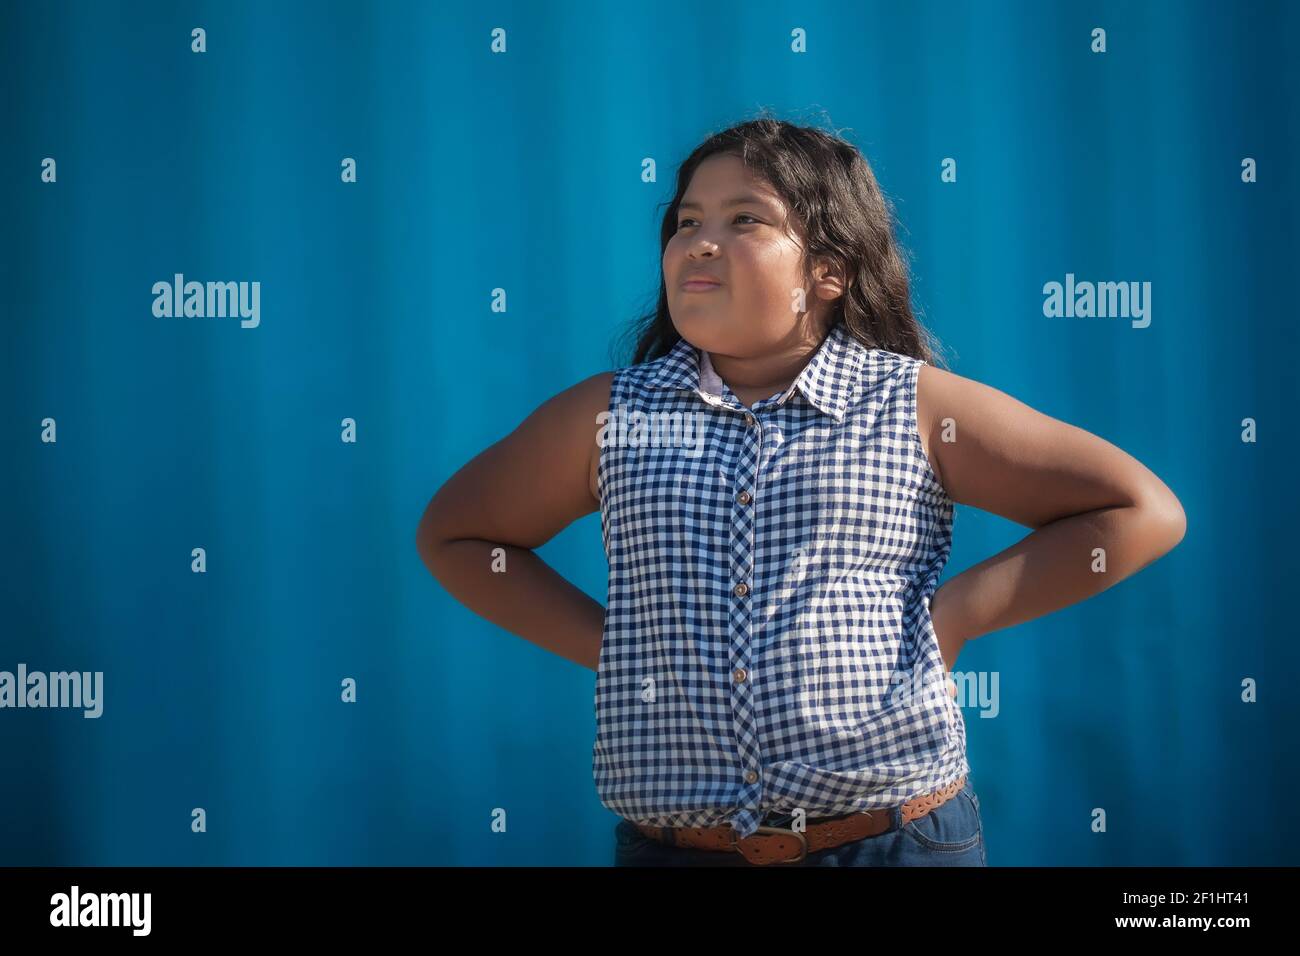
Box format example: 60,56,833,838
613,779,987,866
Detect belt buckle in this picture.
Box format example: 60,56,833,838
731,824,808,865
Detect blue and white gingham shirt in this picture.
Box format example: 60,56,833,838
593,320,969,839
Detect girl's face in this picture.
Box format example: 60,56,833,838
663,152,840,359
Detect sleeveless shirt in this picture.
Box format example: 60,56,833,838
593,320,968,839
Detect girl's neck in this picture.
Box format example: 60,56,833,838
704,319,834,407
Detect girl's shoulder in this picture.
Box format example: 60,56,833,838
524,369,615,436
499,370,615,510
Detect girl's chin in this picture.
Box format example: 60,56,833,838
673,315,728,337
674,308,730,329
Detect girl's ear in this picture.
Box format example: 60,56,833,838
810,260,848,301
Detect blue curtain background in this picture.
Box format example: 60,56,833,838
2,0,1296,866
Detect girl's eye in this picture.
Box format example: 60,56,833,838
676,214,759,229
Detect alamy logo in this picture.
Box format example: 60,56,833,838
0,664,103,718
1042,272,1151,328
596,404,708,458
152,273,260,328
50,886,151,936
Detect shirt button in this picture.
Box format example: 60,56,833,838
745,770,759,784
733,582,749,597
733,668,747,683
743,413,756,427
736,490,752,505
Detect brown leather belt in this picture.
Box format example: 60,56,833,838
633,775,966,865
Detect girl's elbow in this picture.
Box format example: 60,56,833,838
1167,497,1187,544
415,497,452,567
415,520,439,570
1142,489,1187,553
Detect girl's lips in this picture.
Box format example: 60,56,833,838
682,281,723,291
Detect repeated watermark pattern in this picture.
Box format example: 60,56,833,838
0,665,103,718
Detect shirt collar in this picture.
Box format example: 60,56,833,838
643,321,864,423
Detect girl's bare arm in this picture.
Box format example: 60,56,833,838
917,365,1187,671
415,371,614,671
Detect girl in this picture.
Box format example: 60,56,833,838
416,118,1186,867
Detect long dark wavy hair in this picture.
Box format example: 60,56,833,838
615,113,947,369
